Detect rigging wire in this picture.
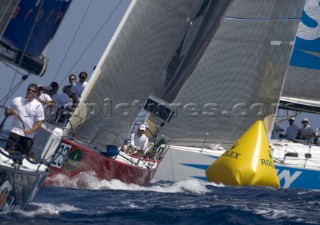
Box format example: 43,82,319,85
0,62,26,77
58,0,124,85
52,0,94,82
0,74,29,105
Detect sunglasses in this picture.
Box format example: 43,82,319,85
69,78,76,80
80,76,86,79
28,88,37,93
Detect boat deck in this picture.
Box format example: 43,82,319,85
111,151,159,169
270,139,320,170
0,148,49,173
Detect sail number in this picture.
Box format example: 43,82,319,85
51,143,72,168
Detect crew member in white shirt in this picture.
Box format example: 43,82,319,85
121,124,149,155
36,85,55,119
130,124,149,151
285,117,299,140
5,83,44,161
36,85,53,106
298,118,315,142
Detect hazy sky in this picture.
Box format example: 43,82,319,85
0,0,130,104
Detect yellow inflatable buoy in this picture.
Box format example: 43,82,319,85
205,120,279,188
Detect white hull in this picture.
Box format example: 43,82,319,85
155,139,320,189
154,145,222,181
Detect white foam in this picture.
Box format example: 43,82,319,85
46,171,212,194
14,203,80,217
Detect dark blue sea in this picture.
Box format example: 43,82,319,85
0,175,319,225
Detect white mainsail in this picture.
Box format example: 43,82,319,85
68,0,205,150
155,0,305,147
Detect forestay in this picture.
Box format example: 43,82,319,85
68,0,205,150
157,0,304,147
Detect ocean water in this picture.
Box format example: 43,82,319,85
0,173,319,225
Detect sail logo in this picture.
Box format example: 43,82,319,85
296,0,320,41
277,169,302,188
290,0,320,69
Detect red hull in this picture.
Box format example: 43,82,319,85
44,138,160,187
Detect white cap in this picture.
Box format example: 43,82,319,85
139,124,146,131
302,118,309,122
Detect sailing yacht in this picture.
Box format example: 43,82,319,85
0,0,71,210
153,1,320,189
42,0,205,187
